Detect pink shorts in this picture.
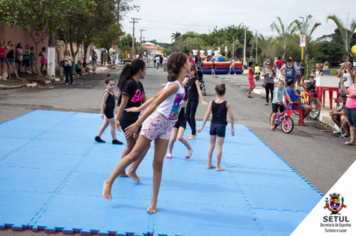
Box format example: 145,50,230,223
41,58,48,64
140,112,175,140
248,78,256,89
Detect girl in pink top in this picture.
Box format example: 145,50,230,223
247,61,256,97
0,39,7,78
103,52,190,214
39,47,48,72
342,76,356,145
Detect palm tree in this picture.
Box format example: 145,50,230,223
326,13,356,61
270,17,297,60
257,35,273,58
292,15,321,62
171,31,182,42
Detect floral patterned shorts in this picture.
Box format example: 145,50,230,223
140,112,175,140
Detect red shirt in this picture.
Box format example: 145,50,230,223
189,58,195,65
275,60,283,68
0,46,7,58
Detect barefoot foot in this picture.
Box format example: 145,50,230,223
207,164,216,169
102,180,113,200
127,171,140,183
147,200,157,214
118,172,128,177
216,167,225,171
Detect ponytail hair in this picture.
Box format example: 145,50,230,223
118,59,146,90
167,52,188,82
215,83,226,96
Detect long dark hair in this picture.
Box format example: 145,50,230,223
167,52,187,82
17,43,21,49
195,55,201,63
118,59,145,90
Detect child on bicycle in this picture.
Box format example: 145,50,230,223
270,80,293,131
198,83,235,171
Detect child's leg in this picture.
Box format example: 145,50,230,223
107,117,117,140
177,127,192,150
207,135,216,168
167,127,178,157
103,135,151,200
147,138,169,214
97,117,109,137
127,141,150,182
216,137,225,171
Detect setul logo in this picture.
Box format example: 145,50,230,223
324,193,347,215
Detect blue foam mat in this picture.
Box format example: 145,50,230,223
0,110,323,236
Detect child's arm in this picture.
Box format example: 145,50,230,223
100,92,109,119
113,91,119,100
195,79,207,106
125,89,164,113
275,90,280,103
124,84,180,138
182,76,189,86
226,102,235,136
197,101,212,133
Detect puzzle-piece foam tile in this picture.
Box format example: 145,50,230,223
59,172,153,201
0,190,52,230
0,128,45,139
240,185,322,212
37,129,98,143
254,209,308,236
0,166,69,192
0,151,83,171
32,194,150,235
23,139,94,155
230,167,311,189
0,137,32,152
153,201,262,236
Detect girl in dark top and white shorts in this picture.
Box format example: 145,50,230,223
95,75,123,145
115,59,150,182
198,83,235,171
184,66,207,140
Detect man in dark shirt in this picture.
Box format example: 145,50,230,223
286,79,312,123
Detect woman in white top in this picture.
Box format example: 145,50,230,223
156,55,160,71
39,47,48,72
338,60,355,95
103,52,190,214
163,56,167,72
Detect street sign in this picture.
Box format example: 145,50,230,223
300,35,306,47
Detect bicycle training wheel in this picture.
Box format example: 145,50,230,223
341,121,351,141
269,112,278,129
309,98,321,120
281,116,294,134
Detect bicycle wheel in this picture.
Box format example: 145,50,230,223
281,116,294,134
269,112,278,129
295,93,309,115
309,98,321,120
340,121,351,141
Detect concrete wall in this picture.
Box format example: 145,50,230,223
0,26,48,74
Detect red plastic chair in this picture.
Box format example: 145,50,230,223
284,95,304,126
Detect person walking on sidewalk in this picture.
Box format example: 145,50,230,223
16,43,24,74
229,58,236,75
247,62,256,98
92,51,97,74
39,47,48,72
262,62,276,105
155,55,160,71
5,43,21,79
163,55,167,72
62,50,74,86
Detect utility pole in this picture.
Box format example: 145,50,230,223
140,29,146,45
243,27,246,63
255,30,258,64
129,18,140,57
232,36,234,59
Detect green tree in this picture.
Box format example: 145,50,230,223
257,35,274,59
92,23,125,52
270,17,297,60
326,14,356,61
314,41,345,65
0,0,95,76
292,15,321,62
114,0,140,23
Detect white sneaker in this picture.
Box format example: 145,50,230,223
27,71,32,74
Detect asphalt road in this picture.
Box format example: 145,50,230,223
0,67,355,236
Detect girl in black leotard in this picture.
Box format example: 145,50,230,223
184,66,207,140
95,75,123,145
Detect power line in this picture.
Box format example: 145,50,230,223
140,19,214,28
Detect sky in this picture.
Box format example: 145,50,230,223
120,0,355,44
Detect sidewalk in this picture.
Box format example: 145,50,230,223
0,64,116,90
253,80,339,130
